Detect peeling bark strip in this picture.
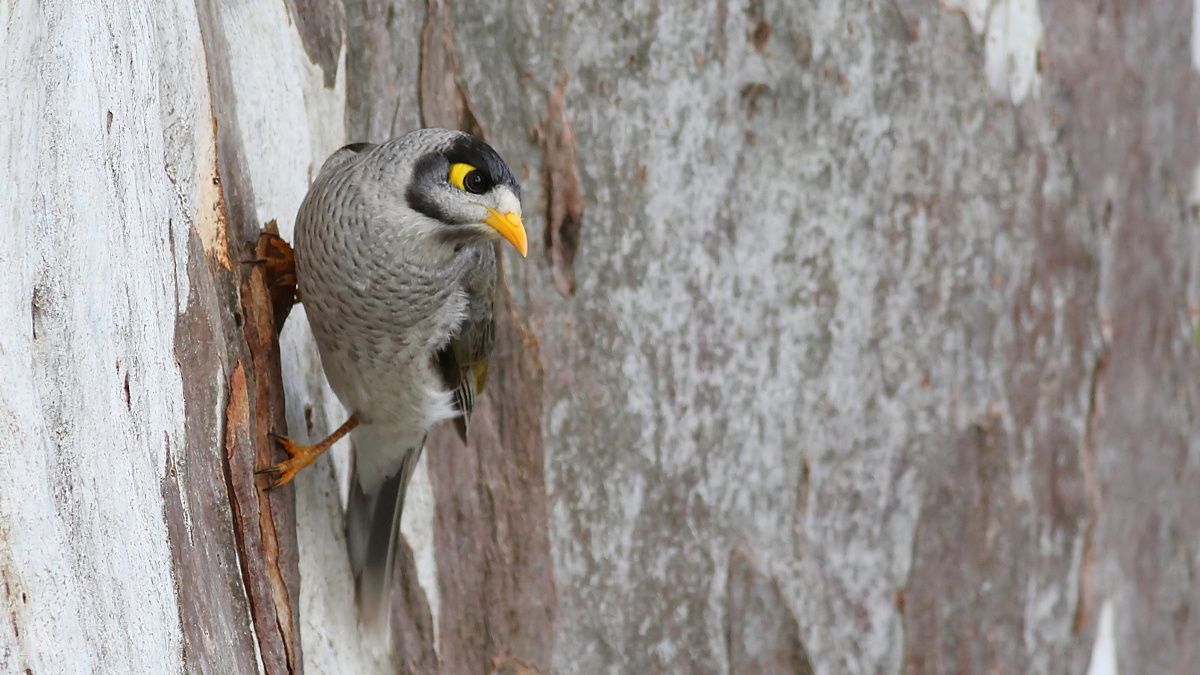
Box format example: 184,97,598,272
194,1,309,669
429,273,557,674
418,0,484,135
239,240,303,672
168,227,259,673
535,77,586,296
224,359,297,675
726,547,814,675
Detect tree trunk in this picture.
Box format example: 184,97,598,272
2,1,1197,674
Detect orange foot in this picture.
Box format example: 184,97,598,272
257,415,359,489
257,434,325,488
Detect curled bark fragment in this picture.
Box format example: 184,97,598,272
224,222,306,673
253,219,298,331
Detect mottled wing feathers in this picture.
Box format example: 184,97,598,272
435,320,493,443
435,243,497,442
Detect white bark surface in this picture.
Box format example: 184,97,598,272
0,0,210,670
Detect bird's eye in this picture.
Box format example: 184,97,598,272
463,170,488,194
448,162,489,194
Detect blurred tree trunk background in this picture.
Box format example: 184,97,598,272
2,0,1197,673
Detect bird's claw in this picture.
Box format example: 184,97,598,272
256,434,315,489
256,461,301,490
252,223,299,329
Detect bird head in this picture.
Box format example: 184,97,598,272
382,129,527,257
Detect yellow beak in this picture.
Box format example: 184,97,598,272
484,208,528,257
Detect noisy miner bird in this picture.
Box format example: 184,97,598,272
258,128,527,637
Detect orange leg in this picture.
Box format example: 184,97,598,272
258,414,359,489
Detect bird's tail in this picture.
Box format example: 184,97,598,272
345,426,425,646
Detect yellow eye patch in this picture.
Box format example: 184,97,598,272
448,162,477,191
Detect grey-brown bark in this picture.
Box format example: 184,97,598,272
2,1,1197,674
